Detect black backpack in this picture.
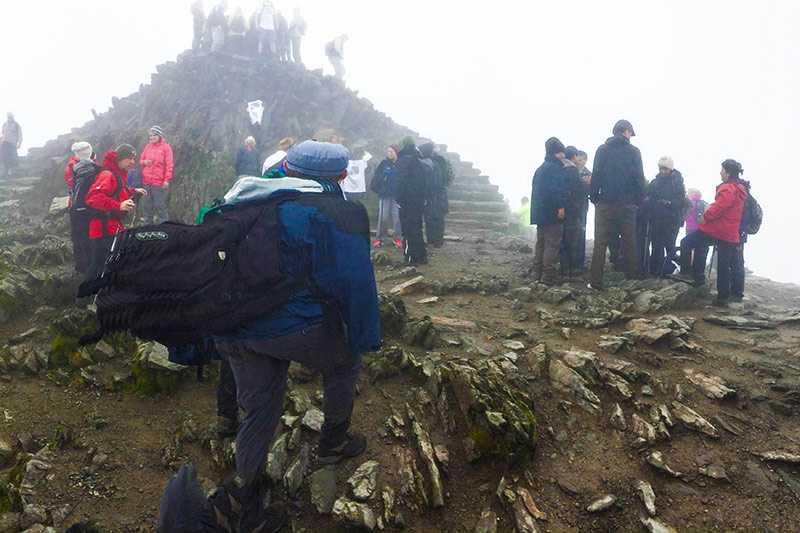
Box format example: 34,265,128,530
70,160,123,215
740,193,763,235
77,191,311,346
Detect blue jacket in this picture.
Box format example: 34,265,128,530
530,155,568,226
370,159,399,198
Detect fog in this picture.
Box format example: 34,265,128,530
2,0,798,283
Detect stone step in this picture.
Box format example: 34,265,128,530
448,200,508,213
454,175,490,185
448,189,505,203
448,210,509,224
445,217,509,232
451,182,499,194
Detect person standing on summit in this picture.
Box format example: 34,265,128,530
588,119,647,289
190,0,206,51
644,156,686,277
530,137,568,285
1,113,23,179
326,34,349,80
140,126,174,224
289,8,307,64
258,0,277,58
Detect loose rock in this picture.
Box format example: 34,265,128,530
635,480,656,516
309,467,337,514
609,403,627,431
646,451,684,478
641,516,678,533
684,369,736,399
671,401,720,438
348,460,380,502
301,408,324,432
332,497,377,531
473,508,498,533
283,444,310,496
586,494,616,513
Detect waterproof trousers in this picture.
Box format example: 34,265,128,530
376,197,401,239
590,204,639,287
679,230,737,300
732,243,745,299
86,236,114,282
215,324,361,484
217,358,238,422
560,221,586,276
400,206,427,265
649,220,680,277
532,224,563,285
424,191,448,246
69,211,92,275
143,185,169,224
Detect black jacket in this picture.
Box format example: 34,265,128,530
530,155,568,226
395,145,430,210
645,170,687,226
234,147,260,176
590,135,646,206
563,164,590,222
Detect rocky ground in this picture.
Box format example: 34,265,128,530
2,188,800,532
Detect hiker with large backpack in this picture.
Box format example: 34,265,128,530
675,159,749,306
420,142,453,248
396,137,432,265
83,144,146,281
65,142,94,275
732,178,761,301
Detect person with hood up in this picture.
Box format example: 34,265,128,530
644,156,687,276
1,113,22,179
675,159,748,306
371,145,402,248
289,8,307,64
560,146,591,277
588,119,647,289
419,142,454,248
235,136,260,177
530,137,568,285
140,126,174,224
261,137,295,176
326,34,348,80
395,137,432,265
84,145,146,280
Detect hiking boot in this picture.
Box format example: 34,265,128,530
216,416,239,438
371,239,382,249
393,238,403,250
712,297,730,308
587,282,604,292
317,432,367,465
670,273,703,286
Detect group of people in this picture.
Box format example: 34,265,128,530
529,119,755,306
0,113,22,179
192,1,307,63
370,137,454,265
64,126,174,280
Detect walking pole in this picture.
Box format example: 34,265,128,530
707,245,716,280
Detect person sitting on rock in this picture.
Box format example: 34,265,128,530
530,137,568,285
235,136,260,176
675,159,748,306
644,156,687,277
84,145,147,281
261,136,294,176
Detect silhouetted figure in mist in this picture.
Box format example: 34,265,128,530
191,0,206,50
258,1,277,58
396,137,432,265
207,1,228,53
419,142,453,247
228,7,247,55
275,10,290,62
289,8,307,64
1,112,22,179
326,34,348,80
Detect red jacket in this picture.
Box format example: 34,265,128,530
699,180,747,244
64,156,79,191
85,151,132,239
140,139,174,187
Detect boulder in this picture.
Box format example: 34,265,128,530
347,460,380,502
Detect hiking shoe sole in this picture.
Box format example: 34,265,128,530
317,432,367,465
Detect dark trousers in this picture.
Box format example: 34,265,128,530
217,358,238,421
143,185,169,224
732,243,745,299
649,221,680,277
679,230,736,300
560,221,586,275
424,201,447,246
215,324,361,484
533,224,563,284
590,204,639,287
86,236,114,281
69,211,92,275
400,206,427,264
0,142,17,177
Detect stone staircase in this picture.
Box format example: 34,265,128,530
439,148,510,234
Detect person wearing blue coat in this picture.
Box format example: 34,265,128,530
530,137,568,285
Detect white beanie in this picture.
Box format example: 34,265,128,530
658,156,674,171
71,141,93,160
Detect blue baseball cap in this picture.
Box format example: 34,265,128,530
284,140,350,178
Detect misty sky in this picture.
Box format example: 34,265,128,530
2,1,798,284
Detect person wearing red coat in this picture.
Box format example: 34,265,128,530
140,125,174,224
84,145,146,280
677,159,748,305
